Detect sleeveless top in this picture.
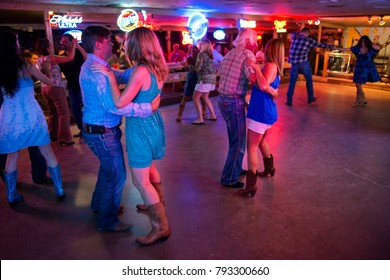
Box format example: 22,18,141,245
125,71,166,167
247,74,280,125
0,77,50,153
37,56,64,87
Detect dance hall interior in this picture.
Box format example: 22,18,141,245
0,0,390,260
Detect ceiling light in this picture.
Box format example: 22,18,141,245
379,16,385,26
314,18,321,25
368,16,372,24
308,19,313,25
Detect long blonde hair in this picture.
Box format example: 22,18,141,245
264,38,285,76
198,39,213,59
125,27,168,82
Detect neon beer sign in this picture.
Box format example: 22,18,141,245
50,14,83,29
117,9,139,32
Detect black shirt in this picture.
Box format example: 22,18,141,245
59,49,85,91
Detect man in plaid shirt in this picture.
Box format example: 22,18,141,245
218,29,258,188
286,27,334,106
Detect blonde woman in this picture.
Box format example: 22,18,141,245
239,38,284,197
92,27,170,246
189,39,217,124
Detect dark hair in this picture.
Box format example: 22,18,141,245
0,31,23,97
301,28,310,33
357,35,373,49
81,26,110,53
35,38,50,56
61,33,74,41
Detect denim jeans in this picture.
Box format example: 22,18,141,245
82,127,126,230
286,61,315,104
68,88,83,130
218,96,246,185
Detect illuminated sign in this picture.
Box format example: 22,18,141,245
274,20,287,33
50,14,83,29
238,19,256,29
64,30,82,43
187,12,208,41
182,31,193,45
117,9,152,32
117,9,139,32
213,30,226,40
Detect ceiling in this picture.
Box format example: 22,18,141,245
1,0,389,30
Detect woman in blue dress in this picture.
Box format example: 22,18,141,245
338,35,381,106
92,27,170,246
238,38,285,197
0,31,65,206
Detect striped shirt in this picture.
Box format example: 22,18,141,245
80,54,152,128
288,31,334,64
218,45,255,96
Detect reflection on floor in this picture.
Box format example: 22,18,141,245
1,81,390,260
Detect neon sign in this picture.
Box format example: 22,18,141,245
50,14,83,29
117,9,139,32
182,31,193,45
117,9,152,32
213,30,226,40
238,19,256,29
274,20,287,33
187,12,208,41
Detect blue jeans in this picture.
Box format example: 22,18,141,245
82,127,126,230
68,88,83,130
286,61,315,104
218,96,246,185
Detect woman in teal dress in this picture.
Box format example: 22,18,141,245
0,31,65,206
338,35,381,106
92,27,170,246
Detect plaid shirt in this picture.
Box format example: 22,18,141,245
80,54,152,128
218,45,255,96
288,31,334,64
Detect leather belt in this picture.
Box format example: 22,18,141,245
83,123,120,134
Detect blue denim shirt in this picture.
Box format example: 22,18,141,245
80,54,152,127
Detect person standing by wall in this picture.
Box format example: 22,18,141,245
59,34,87,137
79,25,160,233
285,27,334,106
169,43,187,63
218,28,258,188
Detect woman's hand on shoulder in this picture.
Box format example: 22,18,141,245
91,63,114,77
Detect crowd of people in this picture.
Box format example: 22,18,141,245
0,24,385,246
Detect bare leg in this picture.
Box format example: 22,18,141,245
201,92,217,119
130,165,160,206
192,91,204,123
247,129,264,173
38,145,59,168
259,129,271,158
149,162,161,183
5,151,19,174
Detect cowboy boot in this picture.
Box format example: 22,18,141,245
48,164,65,200
136,202,170,245
237,170,257,197
258,154,276,177
5,170,23,206
351,91,361,107
136,182,164,211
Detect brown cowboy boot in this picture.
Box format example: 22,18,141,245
237,170,257,197
258,154,276,177
136,182,164,211
136,202,170,245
